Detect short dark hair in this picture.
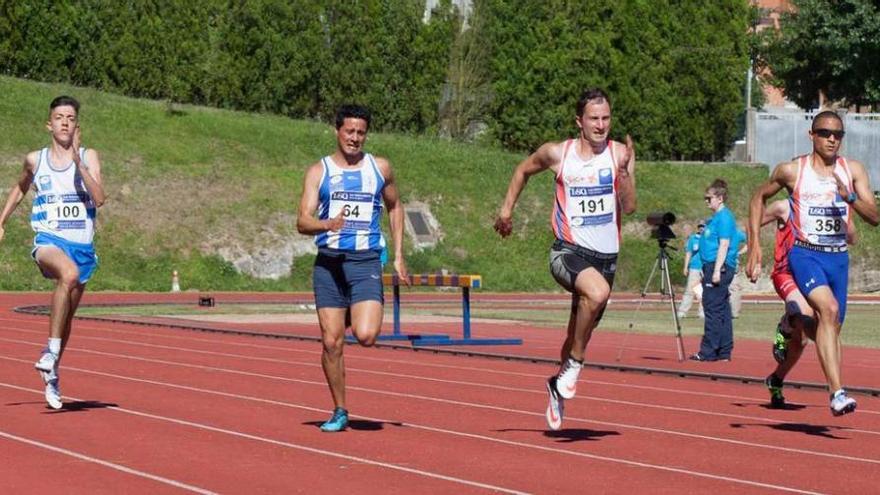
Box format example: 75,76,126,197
335,104,371,130
811,110,843,130
707,178,728,202
49,95,80,116
576,88,610,117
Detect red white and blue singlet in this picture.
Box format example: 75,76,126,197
789,154,852,248
315,154,386,252
552,139,621,254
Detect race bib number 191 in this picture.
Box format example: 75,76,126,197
566,185,613,227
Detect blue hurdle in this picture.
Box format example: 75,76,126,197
382,273,522,346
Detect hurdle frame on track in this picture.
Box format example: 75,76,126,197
382,273,522,346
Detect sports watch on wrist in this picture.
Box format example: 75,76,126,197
845,192,857,204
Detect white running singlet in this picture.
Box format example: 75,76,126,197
552,139,621,254
789,154,852,247
30,147,97,245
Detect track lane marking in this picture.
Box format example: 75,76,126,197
0,429,217,494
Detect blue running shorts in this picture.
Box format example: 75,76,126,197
788,245,849,323
313,248,384,309
31,232,98,284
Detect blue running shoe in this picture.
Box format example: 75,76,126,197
320,407,349,432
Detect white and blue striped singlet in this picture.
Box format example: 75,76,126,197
314,154,386,251
30,147,97,245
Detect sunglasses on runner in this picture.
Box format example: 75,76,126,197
813,128,845,139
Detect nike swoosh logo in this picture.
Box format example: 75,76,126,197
549,408,559,423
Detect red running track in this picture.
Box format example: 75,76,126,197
2,292,880,494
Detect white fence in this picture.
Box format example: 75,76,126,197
752,111,880,190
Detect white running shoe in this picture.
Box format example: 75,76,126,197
45,379,62,410
37,366,58,385
36,351,59,385
35,351,58,373
830,390,857,417
545,377,564,431
555,357,582,399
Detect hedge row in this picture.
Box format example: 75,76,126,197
0,0,752,159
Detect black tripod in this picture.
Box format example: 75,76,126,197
618,238,686,362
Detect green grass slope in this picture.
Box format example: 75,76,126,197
1,77,877,292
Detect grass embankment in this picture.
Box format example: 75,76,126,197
1,76,878,292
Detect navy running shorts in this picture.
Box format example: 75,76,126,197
313,248,384,309
788,245,849,323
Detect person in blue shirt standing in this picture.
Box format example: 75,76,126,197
677,222,704,319
728,225,748,318
691,179,737,362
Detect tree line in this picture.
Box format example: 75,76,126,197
0,0,753,160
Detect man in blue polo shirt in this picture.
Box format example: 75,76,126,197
691,179,737,362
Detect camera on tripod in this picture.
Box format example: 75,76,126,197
646,211,676,245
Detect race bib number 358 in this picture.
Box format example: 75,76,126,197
329,191,374,230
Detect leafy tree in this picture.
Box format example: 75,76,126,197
758,0,880,109
318,0,455,132
439,0,493,140
0,0,87,82
207,0,325,117
74,1,212,103
482,0,614,151
483,0,749,159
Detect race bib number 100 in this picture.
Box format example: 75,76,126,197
46,194,88,230
329,191,374,231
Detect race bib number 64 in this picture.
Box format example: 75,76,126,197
329,191,374,231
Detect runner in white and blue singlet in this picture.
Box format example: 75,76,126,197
297,104,408,432
748,111,879,417
495,88,636,431
314,152,387,252
0,96,106,410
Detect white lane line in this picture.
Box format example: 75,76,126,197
3,334,879,433
0,429,217,494
6,317,880,378
0,382,527,495
6,311,880,371
6,319,880,416
0,378,827,494
1,352,876,470
2,327,867,418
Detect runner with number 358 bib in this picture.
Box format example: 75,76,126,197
748,111,879,417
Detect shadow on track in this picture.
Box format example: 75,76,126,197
730,422,851,440
302,419,403,431
495,427,621,443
